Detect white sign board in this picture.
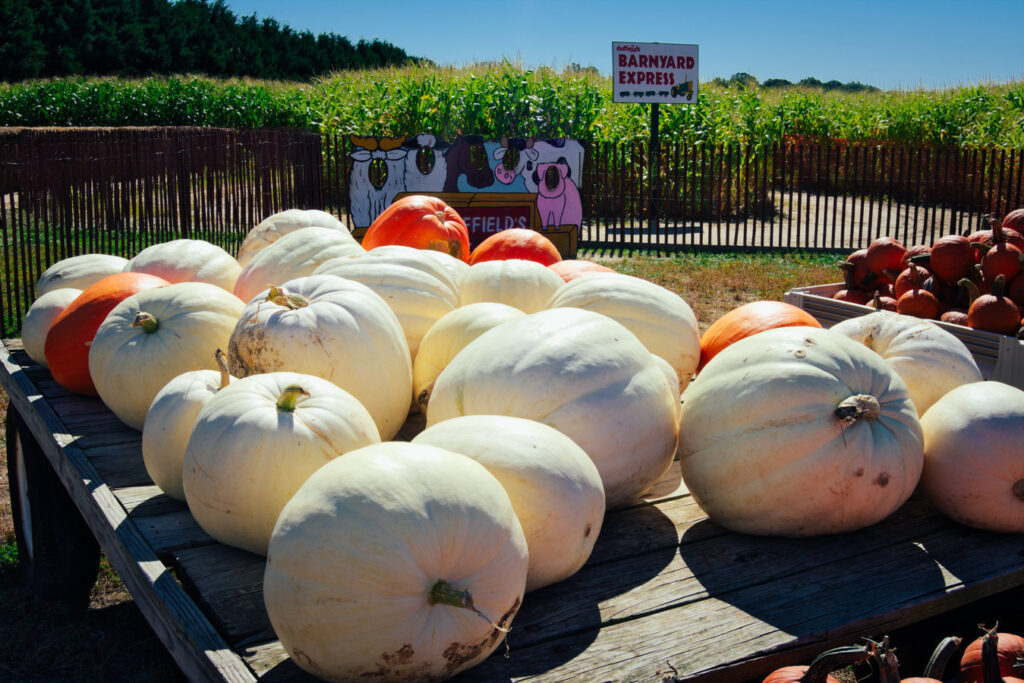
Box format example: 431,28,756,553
612,42,699,104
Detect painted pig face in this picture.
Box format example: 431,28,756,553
534,161,570,198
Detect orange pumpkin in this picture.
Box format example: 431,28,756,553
468,228,561,266
361,195,470,261
699,301,822,372
548,259,614,282
44,271,169,395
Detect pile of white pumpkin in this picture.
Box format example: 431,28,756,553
24,208,702,681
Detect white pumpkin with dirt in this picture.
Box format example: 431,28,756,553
678,326,924,536
264,441,528,681
227,275,412,440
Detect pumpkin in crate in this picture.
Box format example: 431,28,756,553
87,282,245,429
142,350,235,502
413,415,605,591
919,381,1024,533
22,288,82,368
34,253,129,297
468,228,561,266
228,275,412,440
698,300,821,372
361,194,470,261
45,272,169,395
264,441,528,681
680,326,924,536
183,372,380,555
427,308,679,508
457,259,565,313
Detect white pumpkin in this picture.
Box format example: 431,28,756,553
264,441,528,681
318,244,459,297
546,272,701,392
919,381,1024,532
678,326,924,537
88,282,246,430
125,239,242,292
427,308,679,508
22,287,81,367
184,372,380,555
236,208,351,267
421,248,471,283
227,275,412,440
413,415,605,591
413,302,525,411
457,259,564,313
829,311,983,415
233,226,365,303
313,247,459,359
35,254,128,296
142,350,234,502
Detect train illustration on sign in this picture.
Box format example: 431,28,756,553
618,79,694,101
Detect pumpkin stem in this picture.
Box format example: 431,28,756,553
416,382,434,410
981,623,1002,683
835,394,881,422
214,349,231,390
428,579,510,634
276,384,310,412
801,643,873,682
958,277,981,304
266,285,310,310
1012,480,1024,501
867,636,901,683
131,311,159,334
922,635,962,680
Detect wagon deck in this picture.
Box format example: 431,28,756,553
4,337,1024,682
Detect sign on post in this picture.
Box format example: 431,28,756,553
612,42,699,104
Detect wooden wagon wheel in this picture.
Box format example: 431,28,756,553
6,407,100,608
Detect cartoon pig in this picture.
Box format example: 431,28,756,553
533,157,582,228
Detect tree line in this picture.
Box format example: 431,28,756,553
714,72,879,93
0,0,422,82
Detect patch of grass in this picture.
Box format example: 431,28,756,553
0,540,16,567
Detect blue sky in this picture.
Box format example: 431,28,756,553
224,0,1024,91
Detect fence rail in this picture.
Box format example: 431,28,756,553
2,126,1023,333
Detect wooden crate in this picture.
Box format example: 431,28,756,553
784,283,1024,389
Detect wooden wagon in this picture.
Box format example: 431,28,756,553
3,337,1024,682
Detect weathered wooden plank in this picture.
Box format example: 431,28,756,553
134,508,218,555
240,642,306,682
116,484,183,517
84,439,152,488
0,342,257,683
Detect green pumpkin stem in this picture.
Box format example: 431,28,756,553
802,644,873,682
276,384,310,412
267,285,310,310
428,579,510,633
214,349,231,389
131,311,159,333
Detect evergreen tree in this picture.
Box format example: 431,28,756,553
0,0,47,80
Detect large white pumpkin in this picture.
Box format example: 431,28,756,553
830,311,983,415
919,381,1024,532
678,326,924,537
546,272,702,392
88,282,246,430
227,275,412,440
313,248,459,359
457,259,564,313
236,209,350,267
421,247,471,283
184,372,380,555
427,308,679,508
125,239,242,292
264,441,528,681
233,227,365,303
412,302,525,411
142,351,234,502
413,415,604,591
35,254,128,296
22,287,81,367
